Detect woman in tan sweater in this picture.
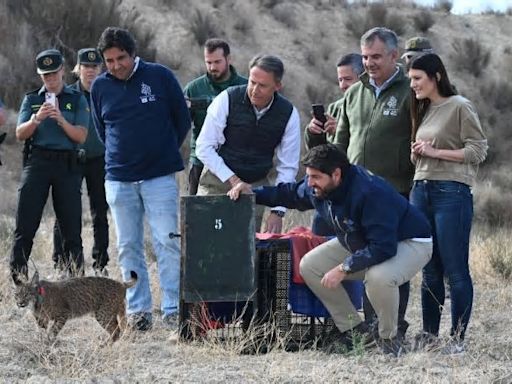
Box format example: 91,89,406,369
408,53,487,355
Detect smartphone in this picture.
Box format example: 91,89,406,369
45,92,56,107
312,104,327,125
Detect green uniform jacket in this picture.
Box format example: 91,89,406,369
304,97,344,150
184,65,247,165
71,80,105,158
18,85,89,151
334,68,413,194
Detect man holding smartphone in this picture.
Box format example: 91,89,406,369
305,53,363,150
304,53,363,235
183,38,247,195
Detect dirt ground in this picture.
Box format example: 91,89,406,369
0,216,511,383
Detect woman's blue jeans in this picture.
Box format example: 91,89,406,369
410,180,474,340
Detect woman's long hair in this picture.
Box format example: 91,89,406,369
409,53,457,141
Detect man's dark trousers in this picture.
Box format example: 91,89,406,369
53,155,108,270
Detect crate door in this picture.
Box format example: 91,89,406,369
180,194,256,302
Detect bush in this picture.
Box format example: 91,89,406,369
270,3,298,29
413,10,436,33
434,0,453,13
344,2,407,39
480,80,512,112
475,226,512,280
451,38,490,77
0,0,155,109
474,178,512,227
385,13,407,36
189,8,223,47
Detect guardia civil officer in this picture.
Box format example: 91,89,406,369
10,49,89,281
53,48,110,276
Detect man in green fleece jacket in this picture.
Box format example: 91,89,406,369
333,27,414,340
184,38,247,195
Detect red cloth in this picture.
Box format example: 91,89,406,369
256,226,327,284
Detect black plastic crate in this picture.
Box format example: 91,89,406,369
254,238,336,349
179,237,336,350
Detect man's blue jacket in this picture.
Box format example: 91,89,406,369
254,165,431,272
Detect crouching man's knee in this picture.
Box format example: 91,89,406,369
365,265,399,290
299,250,321,283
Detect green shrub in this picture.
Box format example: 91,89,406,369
189,8,223,46
0,0,155,109
413,10,436,33
344,2,407,39
434,0,453,13
481,80,512,112
475,226,512,280
451,38,490,77
473,178,512,227
270,3,298,29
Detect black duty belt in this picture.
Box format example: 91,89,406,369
31,146,74,162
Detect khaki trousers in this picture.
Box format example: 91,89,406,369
197,168,269,232
300,237,432,339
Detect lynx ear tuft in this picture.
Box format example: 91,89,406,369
12,273,22,286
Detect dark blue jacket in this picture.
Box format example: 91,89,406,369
254,165,431,272
90,59,191,181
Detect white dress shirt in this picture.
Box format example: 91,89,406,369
196,89,301,186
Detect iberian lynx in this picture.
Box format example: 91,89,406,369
13,271,137,342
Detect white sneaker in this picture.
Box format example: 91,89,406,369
442,341,465,356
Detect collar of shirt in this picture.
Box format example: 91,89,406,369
252,94,274,120
126,56,140,81
369,66,399,98
37,85,72,96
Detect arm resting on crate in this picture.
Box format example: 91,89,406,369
253,178,314,211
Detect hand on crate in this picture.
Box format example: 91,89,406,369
227,179,252,200
263,212,283,234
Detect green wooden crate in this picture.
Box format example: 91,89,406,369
180,194,256,303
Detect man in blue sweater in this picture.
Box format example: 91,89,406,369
91,27,191,331
228,144,432,356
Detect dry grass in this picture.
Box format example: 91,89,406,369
1,0,512,381
0,209,510,382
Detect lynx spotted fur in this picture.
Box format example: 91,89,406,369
13,271,137,342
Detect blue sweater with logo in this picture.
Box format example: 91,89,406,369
90,59,190,181
254,165,431,272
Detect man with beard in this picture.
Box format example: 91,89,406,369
184,39,247,195
333,27,414,340
228,144,432,356
196,54,300,233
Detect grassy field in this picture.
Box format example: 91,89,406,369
0,206,511,383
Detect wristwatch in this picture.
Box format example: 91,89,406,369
338,262,351,273
270,209,285,218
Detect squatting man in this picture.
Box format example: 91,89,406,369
228,144,433,356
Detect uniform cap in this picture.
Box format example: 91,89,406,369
401,37,434,59
77,48,102,65
36,49,63,74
